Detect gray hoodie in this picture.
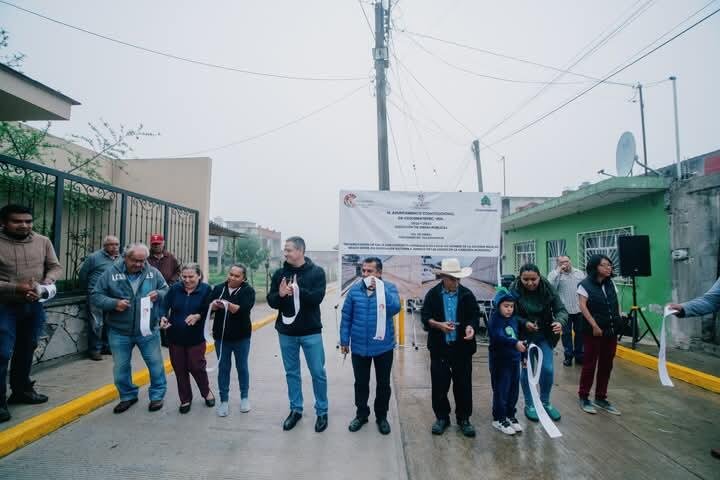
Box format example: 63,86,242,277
79,248,119,292
91,258,168,336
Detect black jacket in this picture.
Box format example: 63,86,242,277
421,283,480,356
267,258,327,337
210,281,255,342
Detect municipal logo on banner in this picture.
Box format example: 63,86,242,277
343,193,357,208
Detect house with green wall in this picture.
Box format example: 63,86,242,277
501,176,673,333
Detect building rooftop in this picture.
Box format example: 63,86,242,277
502,176,671,230
0,63,80,121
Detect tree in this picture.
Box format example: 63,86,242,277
225,235,270,285
0,121,52,162
0,29,25,69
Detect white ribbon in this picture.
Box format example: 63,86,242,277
364,276,387,341
140,295,153,337
205,297,229,373
527,343,562,439
281,274,300,325
36,283,57,303
659,307,676,387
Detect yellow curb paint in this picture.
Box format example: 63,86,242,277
616,345,720,394
0,312,276,459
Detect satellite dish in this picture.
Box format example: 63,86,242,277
616,132,636,177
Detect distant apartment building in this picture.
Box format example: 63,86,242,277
209,218,282,268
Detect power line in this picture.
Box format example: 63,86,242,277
173,82,369,156
399,30,632,87
484,7,720,149
356,0,374,37
0,0,368,82
478,0,657,140
387,111,412,190
403,35,593,86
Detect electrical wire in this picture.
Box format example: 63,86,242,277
172,82,370,156
483,7,720,149
0,0,368,82
478,0,658,140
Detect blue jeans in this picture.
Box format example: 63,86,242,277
0,303,46,402
562,313,584,361
87,303,108,353
216,338,251,402
520,337,555,407
108,328,167,402
278,333,328,416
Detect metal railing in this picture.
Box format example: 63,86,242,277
0,154,199,295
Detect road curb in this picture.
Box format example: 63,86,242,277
0,312,276,459
616,345,720,393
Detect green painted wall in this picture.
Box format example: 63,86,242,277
502,192,671,331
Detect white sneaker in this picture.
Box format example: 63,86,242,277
508,416,523,432
217,401,229,417
492,419,516,435
239,397,251,413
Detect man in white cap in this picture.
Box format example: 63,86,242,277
420,258,480,437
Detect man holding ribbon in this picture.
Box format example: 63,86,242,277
421,258,480,438
669,276,720,460
91,243,168,414
340,257,400,435
0,204,62,423
267,236,328,433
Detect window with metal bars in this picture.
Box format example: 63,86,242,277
546,239,567,274
577,226,634,282
514,240,536,273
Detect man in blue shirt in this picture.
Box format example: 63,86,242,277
421,259,480,437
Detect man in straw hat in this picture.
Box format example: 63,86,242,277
420,258,480,437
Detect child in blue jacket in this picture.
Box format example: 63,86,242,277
488,289,527,435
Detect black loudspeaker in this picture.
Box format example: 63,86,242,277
618,235,651,277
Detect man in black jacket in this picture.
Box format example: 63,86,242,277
421,258,480,438
267,236,328,433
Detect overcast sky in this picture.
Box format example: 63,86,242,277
4,0,719,250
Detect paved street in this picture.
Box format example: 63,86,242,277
1,296,719,479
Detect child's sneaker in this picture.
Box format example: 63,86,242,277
492,418,516,435
593,399,621,415
508,416,523,432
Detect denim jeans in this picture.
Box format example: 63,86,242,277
87,303,108,353
0,302,46,402
108,328,167,402
278,333,328,416
520,336,555,407
562,313,584,361
215,338,251,402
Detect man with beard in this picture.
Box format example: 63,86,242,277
0,204,62,423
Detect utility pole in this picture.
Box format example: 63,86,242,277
471,139,483,192
637,83,649,175
374,1,390,190
669,76,682,179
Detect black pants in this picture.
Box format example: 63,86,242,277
430,349,473,421
351,349,394,420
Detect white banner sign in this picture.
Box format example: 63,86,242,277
339,191,501,257
338,191,502,301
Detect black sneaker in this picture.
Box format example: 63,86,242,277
348,416,368,432
431,418,450,435
283,411,302,431
458,419,476,438
113,398,138,414
376,418,391,435
8,387,48,405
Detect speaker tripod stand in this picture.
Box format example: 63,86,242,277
621,276,659,349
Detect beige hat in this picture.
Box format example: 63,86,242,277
433,258,472,279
